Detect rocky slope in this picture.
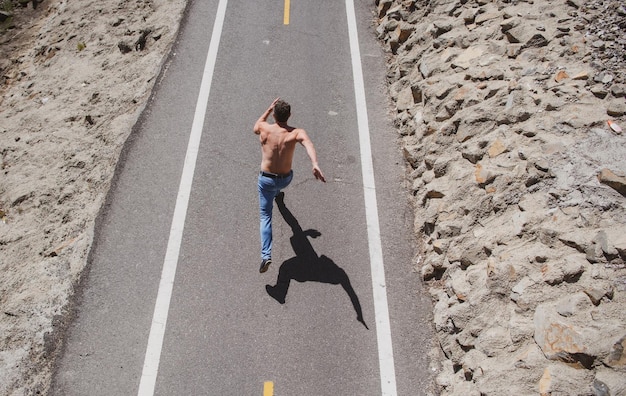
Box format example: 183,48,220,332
375,0,626,394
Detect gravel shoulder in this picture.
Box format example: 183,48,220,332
1,0,186,393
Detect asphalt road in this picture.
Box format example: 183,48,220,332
51,0,436,395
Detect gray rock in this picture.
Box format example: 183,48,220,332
377,0,393,18
459,8,478,25
584,288,610,305
592,379,610,396
598,168,626,196
595,367,626,396
605,335,626,370
610,83,626,98
389,22,415,53
591,84,610,99
475,326,512,357
538,364,594,395
396,86,415,111
556,292,593,317
541,255,586,285
606,100,626,117
451,45,487,70
430,19,453,38
505,24,549,48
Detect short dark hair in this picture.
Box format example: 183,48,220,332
274,100,291,122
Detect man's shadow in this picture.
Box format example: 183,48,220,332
266,192,368,329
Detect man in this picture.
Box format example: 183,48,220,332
254,97,326,273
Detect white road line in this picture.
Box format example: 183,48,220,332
136,0,228,394
345,1,398,395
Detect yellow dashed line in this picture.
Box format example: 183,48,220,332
284,0,290,25
263,381,274,396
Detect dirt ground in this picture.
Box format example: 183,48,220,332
0,0,186,393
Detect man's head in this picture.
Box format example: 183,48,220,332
274,100,291,123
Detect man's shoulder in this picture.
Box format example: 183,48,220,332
292,127,309,139
254,120,271,134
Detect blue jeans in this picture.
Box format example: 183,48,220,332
258,171,293,260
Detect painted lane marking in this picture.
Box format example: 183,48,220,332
345,0,398,395
136,0,229,394
284,0,290,25
263,381,274,396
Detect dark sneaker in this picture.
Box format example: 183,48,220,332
259,258,272,273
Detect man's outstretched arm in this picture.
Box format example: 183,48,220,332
298,130,326,183
253,97,280,134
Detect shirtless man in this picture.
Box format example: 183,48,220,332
254,97,326,273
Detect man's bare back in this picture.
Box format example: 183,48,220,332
253,98,325,182
257,123,300,174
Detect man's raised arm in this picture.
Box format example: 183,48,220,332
253,97,280,134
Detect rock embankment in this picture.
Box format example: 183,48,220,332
375,0,626,394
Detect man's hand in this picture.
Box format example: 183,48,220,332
313,165,326,183
268,97,280,113
254,97,281,134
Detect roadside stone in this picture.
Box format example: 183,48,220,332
598,168,626,196
538,364,594,396
402,140,422,169
456,120,495,143
603,228,626,258
591,84,609,98
610,84,626,98
475,326,512,357
475,11,501,26
430,19,453,38
605,335,626,369
554,70,569,83
541,255,586,285
396,86,415,111
600,72,614,84
595,367,626,396
558,229,595,254
459,8,478,25
461,144,484,164
451,46,487,70
421,262,435,281
439,331,467,365
474,163,497,186
606,100,626,117
460,349,487,381
534,304,590,365
572,70,590,80
556,292,593,317
593,230,619,258
535,301,625,370
487,138,506,158
506,26,549,49
584,288,610,305
389,22,415,53
592,379,611,396
377,0,393,18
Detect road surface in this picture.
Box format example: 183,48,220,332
52,0,436,394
